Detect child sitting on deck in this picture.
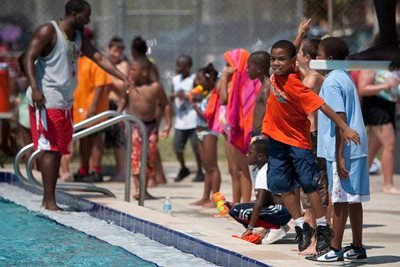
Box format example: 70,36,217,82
229,138,291,244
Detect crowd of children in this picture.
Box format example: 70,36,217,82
188,20,368,263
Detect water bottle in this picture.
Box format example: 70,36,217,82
212,192,229,215
163,196,172,215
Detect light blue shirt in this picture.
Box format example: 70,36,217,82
317,69,368,161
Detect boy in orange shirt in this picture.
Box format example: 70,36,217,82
262,40,360,253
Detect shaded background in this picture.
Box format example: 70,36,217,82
0,0,385,89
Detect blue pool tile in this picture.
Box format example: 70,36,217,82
161,229,170,245
103,208,113,222
216,248,230,266
125,216,136,232
120,213,126,228
153,225,161,242
117,213,123,227
170,230,178,247
146,223,154,239
229,253,243,267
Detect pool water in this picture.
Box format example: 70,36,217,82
0,198,156,266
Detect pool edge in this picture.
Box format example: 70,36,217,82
0,171,269,267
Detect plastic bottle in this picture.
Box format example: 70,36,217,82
212,192,229,215
163,196,172,215
191,84,204,95
188,85,204,101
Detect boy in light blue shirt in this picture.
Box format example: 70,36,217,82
308,37,370,263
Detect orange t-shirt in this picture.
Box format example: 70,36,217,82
262,72,325,149
73,56,112,124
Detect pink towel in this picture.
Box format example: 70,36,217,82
224,49,261,154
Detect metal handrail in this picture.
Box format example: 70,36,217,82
26,149,116,198
14,111,149,206
13,111,122,187
74,110,121,131
14,143,35,186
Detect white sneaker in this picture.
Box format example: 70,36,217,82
283,224,290,233
306,248,344,262
264,226,288,244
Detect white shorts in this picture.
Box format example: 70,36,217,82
327,159,370,204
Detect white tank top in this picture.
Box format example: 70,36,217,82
27,20,82,109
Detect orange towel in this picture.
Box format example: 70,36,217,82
232,234,263,244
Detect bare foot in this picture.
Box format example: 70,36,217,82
133,192,158,200
59,172,72,182
299,238,317,256
155,176,167,185
148,179,159,188
42,202,62,211
383,186,400,195
190,199,208,206
202,200,216,208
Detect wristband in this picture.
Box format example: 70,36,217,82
247,225,254,231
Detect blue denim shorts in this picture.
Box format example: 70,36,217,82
267,138,321,195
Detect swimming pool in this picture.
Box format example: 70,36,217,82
0,182,215,267
0,171,268,266
0,197,156,266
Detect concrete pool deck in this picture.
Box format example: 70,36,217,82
3,162,400,266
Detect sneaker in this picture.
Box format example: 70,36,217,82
306,248,344,262
192,171,205,182
343,244,367,263
316,224,334,252
76,170,103,183
87,170,103,182
295,222,315,252
264,226,288,244
73,171,90,182
174,167,190,182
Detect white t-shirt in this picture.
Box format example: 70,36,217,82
253,162,269,191
172,74,197,130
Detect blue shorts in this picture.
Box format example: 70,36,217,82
267,138,321,195
326,156,370,198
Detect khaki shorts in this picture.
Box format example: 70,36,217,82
300,131,329,209
300,170,329,209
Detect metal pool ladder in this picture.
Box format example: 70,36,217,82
13,110,149,206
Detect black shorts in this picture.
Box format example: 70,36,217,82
105,100,126,148
173,128,198,153
362,96,396,127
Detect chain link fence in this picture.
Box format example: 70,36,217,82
0,0,379,89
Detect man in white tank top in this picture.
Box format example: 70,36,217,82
24,0,134,211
